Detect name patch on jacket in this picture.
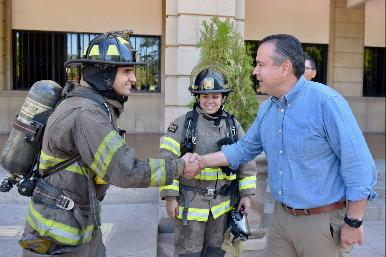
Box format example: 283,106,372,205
168,123,178,133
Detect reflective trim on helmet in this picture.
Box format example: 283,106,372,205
239,176,257,191
211,200,234,219
194,168,236,181
26,202,94,245
159,179,179,192
90,131,125,179
107,45,119,56
117,36,129,45
160,136,181,157
149,158,167,187
89,45,100,56
176,206,209,222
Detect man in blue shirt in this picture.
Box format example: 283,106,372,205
190,34,377,257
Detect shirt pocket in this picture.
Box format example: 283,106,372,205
284,129,324,160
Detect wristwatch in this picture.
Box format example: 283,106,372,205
344,215,363,228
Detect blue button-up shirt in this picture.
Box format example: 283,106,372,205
223,76,377,208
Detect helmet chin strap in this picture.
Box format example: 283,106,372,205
83,66,128,103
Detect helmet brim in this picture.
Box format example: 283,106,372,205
190,88,232,94
64,59,147,68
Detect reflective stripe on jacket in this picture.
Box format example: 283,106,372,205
24,86,178,248
159,107,257,220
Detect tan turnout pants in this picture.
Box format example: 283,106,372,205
22,229,106,257
266,201,352,257
174,213,228,255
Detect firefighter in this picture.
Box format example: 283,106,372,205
19,31,199,257
159,64,258,257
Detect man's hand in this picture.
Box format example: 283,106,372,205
181,153,200,179
166,197,179,220
238,196,251,215
340,223,364,249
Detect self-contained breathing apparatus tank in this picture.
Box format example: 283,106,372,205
0,80,62,194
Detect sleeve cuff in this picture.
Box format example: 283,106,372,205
346,187,377,202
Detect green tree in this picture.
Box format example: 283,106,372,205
197,17,258,129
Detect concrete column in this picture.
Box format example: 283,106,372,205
164,0,245,129
328,0,365,96
0,0,10,91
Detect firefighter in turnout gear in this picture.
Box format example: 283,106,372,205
19,31,199,257
159,64,257,257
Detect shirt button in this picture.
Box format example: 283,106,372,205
278,190,282,195
279,170,283,175
288,104,291,107
278,129,282,133
280,109,284,112
279,150,283,154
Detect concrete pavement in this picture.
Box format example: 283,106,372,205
0,133,384,257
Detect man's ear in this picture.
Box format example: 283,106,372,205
281,60,292,76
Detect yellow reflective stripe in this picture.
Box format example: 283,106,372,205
194,168,236,181
39,152,85,175
149,158,166,187
89,45,100,56
95,176,107,184
107,45,119,56
65,163,86,175
26,202,93,245
211,200,233,219
239,176,257,190
90,131,125,179
194,168,221,180
159,179,179,192
117,36,129,45
218,170,236,180
160,137,181,157
176,206,209,222
39,151,65,170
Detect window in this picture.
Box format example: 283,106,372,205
363,47,386,97
302,43,328,84
13,30,161,92
245,41,328,93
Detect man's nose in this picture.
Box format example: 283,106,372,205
252,66,259,75
129,72,136,82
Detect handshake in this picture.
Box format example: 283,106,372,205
180,153,203,179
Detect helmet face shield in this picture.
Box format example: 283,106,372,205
228,210,250,241
65,30,146,68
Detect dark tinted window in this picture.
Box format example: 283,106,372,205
363,47,386,97
245,40,328,93
13,30,161,92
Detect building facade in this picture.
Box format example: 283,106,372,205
0,0,384,134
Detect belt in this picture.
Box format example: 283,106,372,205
281,201,346,216
180,184,231,197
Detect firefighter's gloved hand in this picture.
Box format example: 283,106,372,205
166,197,179,220
221,229,244,256
181,153,200,179
238,196,251,215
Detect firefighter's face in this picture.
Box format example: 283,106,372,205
113,66,136,96
199,93,224,114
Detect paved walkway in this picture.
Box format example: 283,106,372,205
0,133,384,257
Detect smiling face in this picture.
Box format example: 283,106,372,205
112,66,136,96
198,93,225,114
252,42,286,96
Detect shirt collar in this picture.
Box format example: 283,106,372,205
270,75,307,106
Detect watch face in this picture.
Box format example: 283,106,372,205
344,216,363,228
